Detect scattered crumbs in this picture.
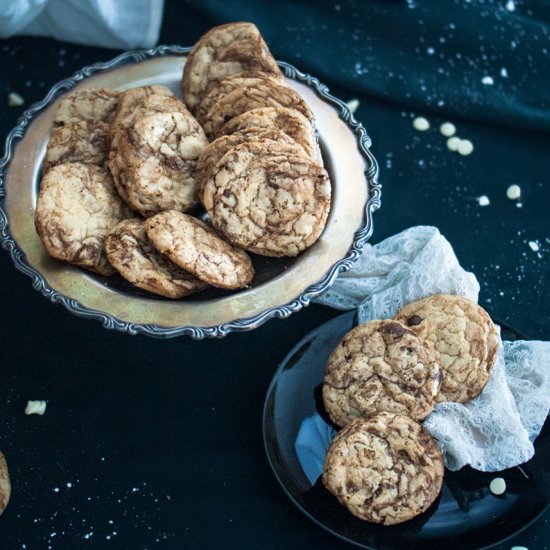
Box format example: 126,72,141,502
506,184,521,200
8,92,24,107
412,116,430,131
500,67,508,78
489,477,506,495
439,122,456,137
166,494,171,501
346,98,360,114
457,139,474,156
481,75,494,85
446,136,461,151
477,195,490,206
25,400,47,415
528,241,540,252
506,0,516,11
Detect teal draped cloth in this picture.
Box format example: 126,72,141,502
167,0,550,134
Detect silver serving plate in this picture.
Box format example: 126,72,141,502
0,45,380,339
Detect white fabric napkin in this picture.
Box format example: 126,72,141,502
0,0,164,49
313,225,550,471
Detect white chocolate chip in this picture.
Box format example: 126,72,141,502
528,241,540,252
439,122,456,137
446,136,461,151
412,116,430,131
506,0,516,11
489,477,506,495
481,76,494,85
457,139,474,156
25,400,47,415
506,184,521,200
477,195,490,206
8,92,25,107
511,547,528,550
346,99,360,114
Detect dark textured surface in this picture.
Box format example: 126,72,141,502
0,1,548,548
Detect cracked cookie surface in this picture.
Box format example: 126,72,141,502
203,141,330,257
203,81,315,139
393,294,499,403
195,128,306,203
195,71,284,125
105,218,208,299
116,110,207,216
108,92,192,204
35,163,134,275
0,451,10,517
43,120,109,175
145,210,254,289
323,320,441,427
221,106,321,162
109,86,176,149
182,22,282,113
322,412,444,525
53,88,121,126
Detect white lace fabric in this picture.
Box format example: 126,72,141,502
314,226,550,471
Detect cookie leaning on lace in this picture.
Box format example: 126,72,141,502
315,225,550,472
321,294,499,524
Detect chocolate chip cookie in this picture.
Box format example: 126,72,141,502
105,218,208,299
35,163,134,275
221,106,321,162
202,81,315,139
195,128,306,203
393,294,499,403
53,88,121,126
109,85,176,149
145,211,255,290
195,71,284,125
322,412,444,525
323,320,441,427
117,111,207,216
182,22,282,112
0,451,10,517
108,92,194,205
43,120,109,175
203,141,331,257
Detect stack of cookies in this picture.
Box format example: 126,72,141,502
183,22,331,258
34,22,331,298
321,294,499,525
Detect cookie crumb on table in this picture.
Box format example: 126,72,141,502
412,116,430,131
506,184,521,200
439,122,456,137
25,400,47,415
489,477,506,495
446,136,461,151
477,195,490,206
457,139,474,156
346,98,360,113
8,92,24,107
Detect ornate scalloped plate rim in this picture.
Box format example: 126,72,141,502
0,45,381,339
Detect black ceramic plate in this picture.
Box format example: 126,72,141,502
263,311,550,549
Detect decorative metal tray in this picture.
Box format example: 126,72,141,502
0,45,380,338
